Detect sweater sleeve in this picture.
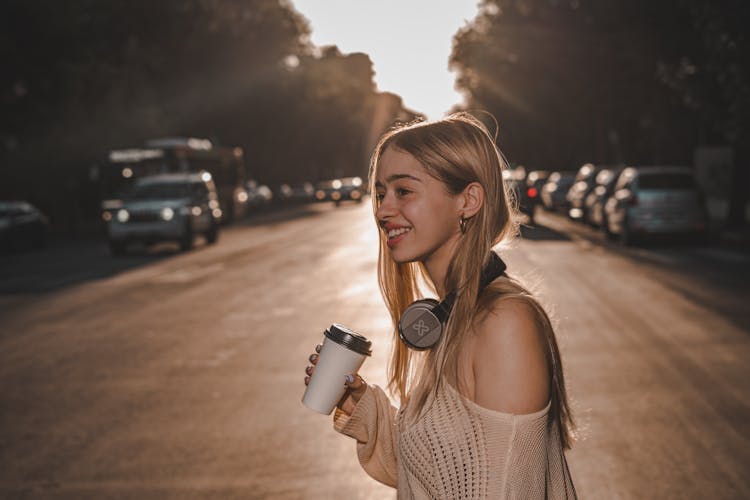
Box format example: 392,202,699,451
332,385,398,488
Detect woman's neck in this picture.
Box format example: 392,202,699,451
423,238,460,299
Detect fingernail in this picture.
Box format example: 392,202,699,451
305,366,312,375
309,354,317,362
345,374,355,384
315,345,321,353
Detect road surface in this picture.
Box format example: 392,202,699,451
1,202,748,499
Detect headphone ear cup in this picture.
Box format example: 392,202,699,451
398,298,445,350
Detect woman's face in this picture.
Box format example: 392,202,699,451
374,146,462,266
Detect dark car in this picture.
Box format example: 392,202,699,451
525,170,549,220
0,201,49,251
106,172,221,254
314,177,364,206
540,171,576,212
504,168,537,223
584,167,623,228
244,180,274,210
566,163,606,221
603,166,708,245
276,181,313,205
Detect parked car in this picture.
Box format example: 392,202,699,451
540,171,576,212
603,166,708,245
314,177,364,206
584,167,623,228
276,181,313,205
504,168,538,223
105,172,221,255
566,163,605,221
525,170,549,221
244,180,274,210
0,201,49,251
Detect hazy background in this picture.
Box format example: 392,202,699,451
1,0,748,233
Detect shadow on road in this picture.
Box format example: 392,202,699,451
519,221,572,241
0,238,172,294
0,203,342,295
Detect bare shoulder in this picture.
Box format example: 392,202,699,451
470,296,551,414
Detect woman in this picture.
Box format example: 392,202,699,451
304,113,577,499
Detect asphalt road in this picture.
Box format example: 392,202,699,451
1,202,749,499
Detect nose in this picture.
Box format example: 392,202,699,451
375,192,396,223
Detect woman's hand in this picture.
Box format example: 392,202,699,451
304,343,368,416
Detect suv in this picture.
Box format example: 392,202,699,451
106,172,221,254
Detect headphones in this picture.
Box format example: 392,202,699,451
398,252,507,350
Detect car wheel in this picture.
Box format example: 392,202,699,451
179,223,194,251
109,240,127,256
206,223,219,244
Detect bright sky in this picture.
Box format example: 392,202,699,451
291,0,481,120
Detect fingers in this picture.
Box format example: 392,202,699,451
344,373,367,394
304,346,321,385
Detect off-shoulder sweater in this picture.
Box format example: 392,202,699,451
333,382,577,499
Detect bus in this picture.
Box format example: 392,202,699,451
101,137,247,222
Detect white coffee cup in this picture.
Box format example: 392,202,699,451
302,324,372,415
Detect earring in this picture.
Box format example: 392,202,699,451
459,216,467,234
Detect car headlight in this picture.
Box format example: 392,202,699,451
191,206,202,216
160,207,175,221
117,209,130,223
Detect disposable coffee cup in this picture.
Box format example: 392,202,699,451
302,324,372,415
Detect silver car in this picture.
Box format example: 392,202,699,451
106,172,221,254
541,171,576,212
603,166,708,244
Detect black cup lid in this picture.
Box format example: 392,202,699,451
325,324,372,356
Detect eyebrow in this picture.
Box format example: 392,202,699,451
374,174,423,188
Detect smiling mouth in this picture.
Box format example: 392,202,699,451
387,227,412,239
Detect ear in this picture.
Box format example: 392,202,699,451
458,181,484,218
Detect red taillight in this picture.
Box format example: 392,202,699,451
527,187,538,198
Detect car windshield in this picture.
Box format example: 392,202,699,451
127,182,192,200
639,173,695,190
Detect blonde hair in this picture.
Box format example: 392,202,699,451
370,112,575,449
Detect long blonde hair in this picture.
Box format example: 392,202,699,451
370,112,575,449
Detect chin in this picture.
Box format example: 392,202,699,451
387,246,429,265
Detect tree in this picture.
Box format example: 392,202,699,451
451,0,748,226
0,1,389,229
656,0,750,227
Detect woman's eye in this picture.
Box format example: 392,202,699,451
396,188,411,197
375,193,385,202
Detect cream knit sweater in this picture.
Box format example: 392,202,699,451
333,382,577,499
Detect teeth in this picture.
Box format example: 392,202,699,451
387,227,411,239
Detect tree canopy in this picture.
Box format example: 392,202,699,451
1,0,401,228
451,0,749,225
